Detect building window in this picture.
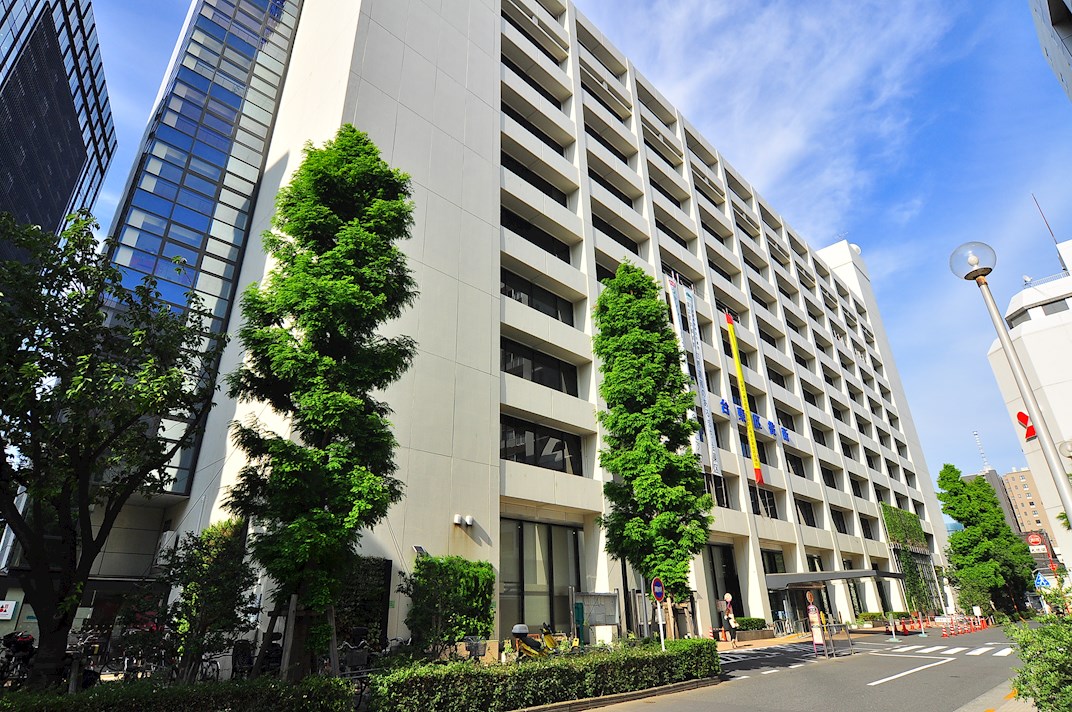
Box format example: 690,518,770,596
501,338,578,396
860,517,874,540
500,416,583,475
795,498,817,527
830,508,848,535
739,433,772,466
750,486,779,519
499,519,582,631
785,453,806,478
850,478,863,498
821,466,837,489
706,472,731,509
501,269,575,326
761,549,786,574
501,207,571,263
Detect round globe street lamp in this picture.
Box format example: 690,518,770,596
950,241,1072,523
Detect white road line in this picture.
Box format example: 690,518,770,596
789,664,804,668
941,647,968,655
736,675,750,679
916,646,946,654
761,669,779,675
867,657,954,686
994,647,1014,657
895,645,923,652
965,647,991,656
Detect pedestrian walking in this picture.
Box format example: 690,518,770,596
724,593,740,648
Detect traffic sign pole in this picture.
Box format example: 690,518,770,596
652,577,666,652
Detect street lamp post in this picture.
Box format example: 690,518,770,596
950,241,1072,524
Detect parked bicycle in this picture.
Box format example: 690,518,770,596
0,631,35,686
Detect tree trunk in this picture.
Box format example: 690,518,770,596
29,616,75,688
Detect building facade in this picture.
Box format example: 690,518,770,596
0,0,115,245
1029,0,1072,103
1,0,953,639
987,243,1072,563
1002,467,1062,543
964,467,1022,535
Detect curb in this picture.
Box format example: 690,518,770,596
516,675,722,712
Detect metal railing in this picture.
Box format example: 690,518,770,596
1022,270,1069,289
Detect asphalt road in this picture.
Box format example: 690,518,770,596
602,628,1023,712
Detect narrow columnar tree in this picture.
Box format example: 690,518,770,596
593,262,712,606
937,463,1034,614
226,125,416,677
0,211,223,686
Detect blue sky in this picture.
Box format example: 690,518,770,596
91,1,1072,489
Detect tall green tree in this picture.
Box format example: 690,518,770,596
0,211,223,685
160,518,260,683
593,263,712,606
937,464,1035,614
226,125,417,678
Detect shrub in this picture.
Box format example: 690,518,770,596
0,676,354,712
397,555,496,658
734,617,767,631
856,612,885,622
1007,616,1072,712
368,638,719,712
884,611,913,620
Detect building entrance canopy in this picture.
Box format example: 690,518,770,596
765,568,904,591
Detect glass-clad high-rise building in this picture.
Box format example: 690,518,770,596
106,0,301,492
0,0,115,246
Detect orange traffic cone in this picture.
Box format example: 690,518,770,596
941,624,948,638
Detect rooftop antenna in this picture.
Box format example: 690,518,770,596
973,430,992,472
1032,194,1067,273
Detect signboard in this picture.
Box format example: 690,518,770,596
1036,572,1052,588
0,601,15,621
683,287,721,477
972,605,983,617
665,278,721,478
1030,545,1048,555
1027,533,1043,547
651,577,665,602
725,313,764,485
806,592,823,646
1050,562,1059,572
1017,412,1037,440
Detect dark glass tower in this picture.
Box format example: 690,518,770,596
0,0,115,247
106,0,302,493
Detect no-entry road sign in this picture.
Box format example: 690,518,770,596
651,577,665,602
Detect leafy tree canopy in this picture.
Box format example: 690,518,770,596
593,263,712,602
0,211,223,685
225,125,416,675
937,464,1034,614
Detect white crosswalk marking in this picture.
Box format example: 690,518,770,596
761,669,779,674
994,647,1014,657
789,664,804,668
916,646,946,654
966,647,991,656
941,647,968,655
895,645,922,652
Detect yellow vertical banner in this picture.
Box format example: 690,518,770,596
725,313,764,485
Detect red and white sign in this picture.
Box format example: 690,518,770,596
0,601,15,621
1017,412,1037,440
1050,562,1059,572
1027,533,1044,547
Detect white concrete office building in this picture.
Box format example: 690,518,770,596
1029,0,1072,103
1,0,952,639
988,239,1072,564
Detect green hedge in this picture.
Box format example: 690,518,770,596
856,612,885,622
734,617,767,631
0,676,354,712
369,638,720,712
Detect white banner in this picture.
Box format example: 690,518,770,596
684,287,721,477
665,276,721,477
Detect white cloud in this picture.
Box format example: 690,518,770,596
575,0,958,239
